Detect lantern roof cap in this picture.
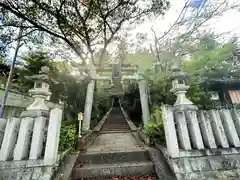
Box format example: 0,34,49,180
25,66,58,84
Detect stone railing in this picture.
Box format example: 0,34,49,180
0,108,63,179
158,67,240,179
0,66,64,180
161,106,240,180
162,106,240,156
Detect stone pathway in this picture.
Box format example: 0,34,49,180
87,107,145,152
87,133,146,152
72,107,156,179
100,107,131,132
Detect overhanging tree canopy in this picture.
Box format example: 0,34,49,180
0,0,169,64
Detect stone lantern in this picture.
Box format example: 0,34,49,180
170,65,197,110
25,66,55,111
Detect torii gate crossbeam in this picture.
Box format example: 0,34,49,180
74,63,150,132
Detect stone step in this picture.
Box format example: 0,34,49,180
102,124,129,126
102,125,129,126
80,175,157,180
101,126,130,130
77,149,150,164
101,126,130,129
99,130,131,134
72,161,154,179
101,128,130,131
86,145,146,153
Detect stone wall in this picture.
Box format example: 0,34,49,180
161,106,240,180
0,88,63,119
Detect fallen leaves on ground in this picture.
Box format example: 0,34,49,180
80,175,156,180
75,162,89,168
111,176,156,180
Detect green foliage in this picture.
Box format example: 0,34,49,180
144,69,213,109
126,50,155,70
17,51,55,92
146,34,238,109
144,71,175,106
0,62,19,87
122,84,143,126
15,51,88,120
183,43,234,76
1,0,169,64
52,73,87,113
144,106,165,145
90,98,111,129
58,121,76,152
186,76,213,109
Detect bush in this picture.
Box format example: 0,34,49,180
90,99,111,129
144,106,165,145
122,87,143,127
58,121,76,152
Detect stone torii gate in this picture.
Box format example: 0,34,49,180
73,62,150,132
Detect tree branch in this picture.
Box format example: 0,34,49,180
0,2,64,39
3,28,37,47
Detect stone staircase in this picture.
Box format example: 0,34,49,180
71,107,157,180
100,108,130,133
72,148,155,179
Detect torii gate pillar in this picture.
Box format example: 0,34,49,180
82,67,96,132
138,79,150,127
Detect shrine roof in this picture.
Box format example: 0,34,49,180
202,77,240,91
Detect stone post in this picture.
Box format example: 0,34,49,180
185,110,204,149
199,111,217,149
161,105,179,157
219,109,240,147
231,108,240,137
0,118,7,147
13,117,34,160
209,110,229,148
0,118,21,161
44,108,63,165
138,79,150,127
82,80,95,131
174,110,192,150
29,115,47,160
